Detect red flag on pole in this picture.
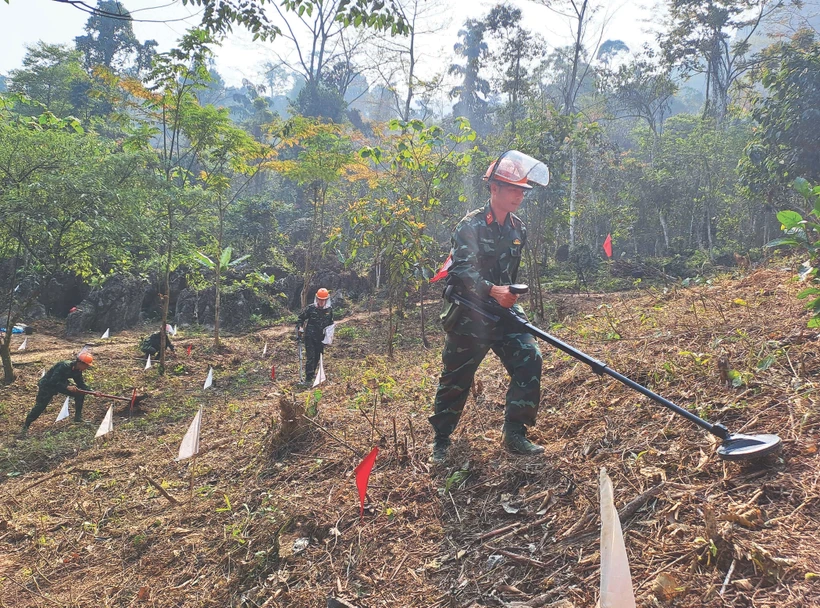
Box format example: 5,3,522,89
430,253,453,283
603,234,613,258
186,344,192,356
270,364,276,380
354,447,379,517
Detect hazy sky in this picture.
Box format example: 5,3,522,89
1,0,658,87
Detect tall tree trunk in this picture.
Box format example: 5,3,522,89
214,205,224,349
160,206,173,375
569,147,578,248
659,209,670,251
419,280,429,348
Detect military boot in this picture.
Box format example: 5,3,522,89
430,434,451,464
502,422,545,455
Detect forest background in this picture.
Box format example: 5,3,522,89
3,0,820,380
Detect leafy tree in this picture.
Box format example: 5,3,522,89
8,43,89,118
350,117,476,350
745,36,820,186
0,96,149,383
601,49,677,158
74,0,157,74
483,3,543,135
449,19,490,133
272,118,360,307
660,0,791,124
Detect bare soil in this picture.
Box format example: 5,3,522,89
1,267,818,607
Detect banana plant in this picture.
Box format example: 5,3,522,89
196,246,250,347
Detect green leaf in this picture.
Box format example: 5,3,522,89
777,210,804,230
794,177,813,198
196,251,215,269
765,237,801,248
808,317,820,328
757,355,776,371
228,254,250,267
797,287,820,299
219,246,232,269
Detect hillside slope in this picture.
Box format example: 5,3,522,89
1,268,818,607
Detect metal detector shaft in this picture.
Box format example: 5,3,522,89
75,389,131,403
444,286,730,440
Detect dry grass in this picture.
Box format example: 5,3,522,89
0,266,818,607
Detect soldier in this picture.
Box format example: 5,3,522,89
21,352,101,435
429,151,550,463
295,288,334,386
141,325,176,358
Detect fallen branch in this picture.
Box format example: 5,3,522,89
302,414,362,457
618,482,665,522
487,547,552,569
145,476,180,505
480,513,553,543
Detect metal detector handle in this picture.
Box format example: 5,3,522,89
444,287,730,440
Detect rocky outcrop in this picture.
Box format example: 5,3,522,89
65,275,147,335
175,287,273,330
274,270,371,310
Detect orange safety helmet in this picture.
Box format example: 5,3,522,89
483,157,533,190
76,352,94,366
316,288,330,300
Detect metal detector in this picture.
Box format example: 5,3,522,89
443,284,782,461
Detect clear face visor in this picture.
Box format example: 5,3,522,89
486,150,550,188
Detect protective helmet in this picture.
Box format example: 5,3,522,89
316,288,330,300
484,157,533,190
483,150,550,190
165,324,173,334
76,352,94,366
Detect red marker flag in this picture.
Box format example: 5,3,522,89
354,447,379,517
603,234,613,258
187,344,192,356
430,253,453,283
270,364,276,380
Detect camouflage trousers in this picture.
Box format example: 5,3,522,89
428,330,542,437
24,388,85,427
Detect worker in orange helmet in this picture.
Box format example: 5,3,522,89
20,352,101,436
295,288,334,386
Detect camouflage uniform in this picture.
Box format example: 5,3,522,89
429,202,542,438
296,303,334,383
141,332,175,357
24,360,91,427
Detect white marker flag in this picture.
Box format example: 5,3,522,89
95,406,114,438
41,368,46,378
262,342,268,356
101,328,110,339
322,324,336,345
172,325,177,335
177,407,202,461
599,468,636,608
145,354,152,370
17,337,27,351
203,367,213,389
312,355,326,387
56,397,70,422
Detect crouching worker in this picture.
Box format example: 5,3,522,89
296,288,334,386
21,352,100,435
141,325,175,358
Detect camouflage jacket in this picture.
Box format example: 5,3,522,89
141,332,175,353
443,202,527,336
296,304,334,342
39,360,90,393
